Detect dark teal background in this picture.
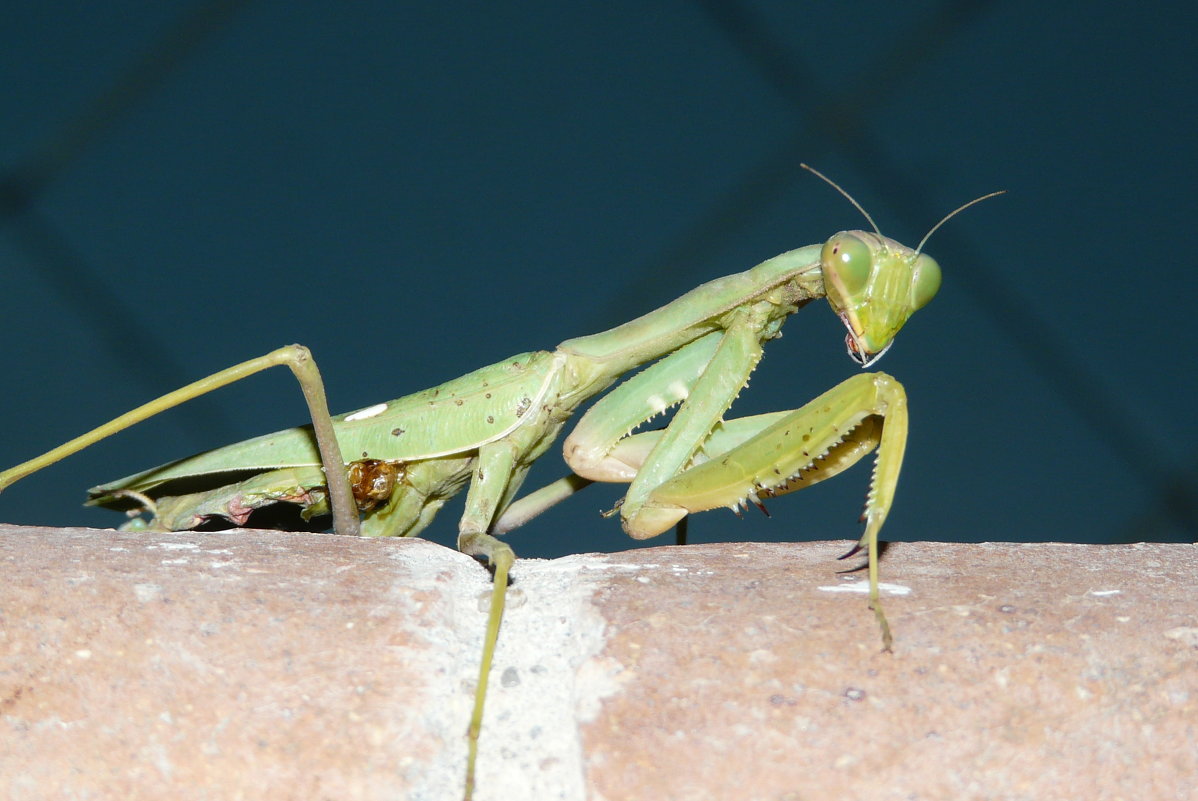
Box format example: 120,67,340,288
2,1,1195,555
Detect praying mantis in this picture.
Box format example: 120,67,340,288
0,167,999,799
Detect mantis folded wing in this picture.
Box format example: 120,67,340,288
0,170,998,799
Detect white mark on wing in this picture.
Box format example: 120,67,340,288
345,403,388,421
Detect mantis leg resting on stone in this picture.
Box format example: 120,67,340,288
0,168,999,799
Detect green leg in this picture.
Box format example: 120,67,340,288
620,313,767,537
0,344,359,538
868,524,893,652
489,473,594,535
638,372,908,651
454,441,522,801
458,534,513,801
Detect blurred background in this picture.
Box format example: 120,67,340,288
1,1,1194,558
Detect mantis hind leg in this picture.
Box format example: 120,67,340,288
0,345,359,538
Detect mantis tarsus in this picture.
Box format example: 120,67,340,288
0,167,999,800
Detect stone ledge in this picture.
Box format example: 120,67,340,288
0,524,1194,800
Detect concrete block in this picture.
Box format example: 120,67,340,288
1,525,1194,800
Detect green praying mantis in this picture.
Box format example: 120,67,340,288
0,166,999,800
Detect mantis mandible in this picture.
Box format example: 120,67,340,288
0,167,999,799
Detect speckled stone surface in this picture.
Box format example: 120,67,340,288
1,525,1194,800
581,540,1198,801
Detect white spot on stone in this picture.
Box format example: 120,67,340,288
590,561,662,573
817,581,911,596
133,583,164,602
344,402,388,421
1089,589,1121,597
1164,627,1198,648
748,649,778,665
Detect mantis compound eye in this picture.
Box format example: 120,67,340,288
821,232,873,306
910,252,942,310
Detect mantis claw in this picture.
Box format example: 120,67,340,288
837,542,866,562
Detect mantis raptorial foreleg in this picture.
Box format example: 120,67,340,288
648,372,907,649
615,307,772,537
559,371,906,648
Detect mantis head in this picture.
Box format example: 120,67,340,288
802,163,1003,368
820,232,940,368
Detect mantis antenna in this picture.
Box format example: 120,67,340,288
800,163,883,236
914,190,1006,255
800,162,1005,257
